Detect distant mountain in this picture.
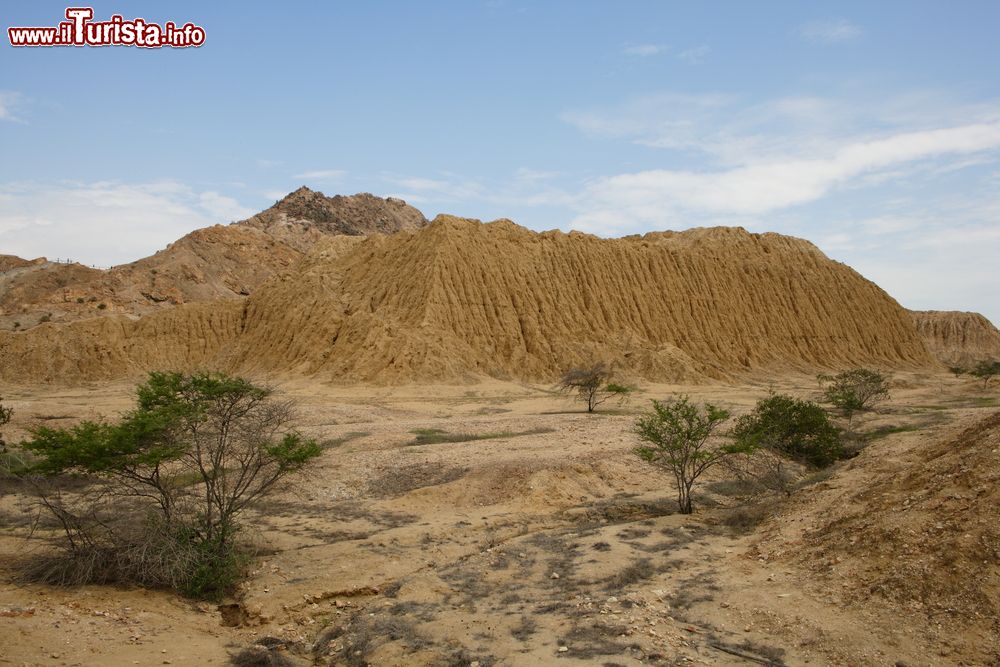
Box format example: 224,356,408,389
0,189,427,331
910,310,1000,367
0,217,937,385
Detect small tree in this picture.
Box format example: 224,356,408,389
948,366,966,379
19,371,321,598
634,396,745,514
729,394,841,495
821,368,890,421
0,398,23,480
970,360,1000,388
558,363,632,413
0,397,12,453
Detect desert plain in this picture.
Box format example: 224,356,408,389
1,369,997,667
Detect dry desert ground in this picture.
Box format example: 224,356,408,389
1,371,997,667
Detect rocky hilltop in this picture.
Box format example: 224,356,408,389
0,189,426,331
238,187,427,251
0,216,936,384
910,310,1000,367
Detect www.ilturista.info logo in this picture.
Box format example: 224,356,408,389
8,7,205,48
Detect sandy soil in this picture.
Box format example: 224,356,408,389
1,372,996,666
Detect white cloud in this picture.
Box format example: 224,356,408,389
261,190,290,202
623,44,666,57
383,174,486,201
383,169,575,213
858,215,919,235
572,120,1000,227
846,219,1000,324
0,91,26,123
676,45,710,64
293,169,347,181
797,19,862,43
560,92,735,152
514,167,561,182
559,92,860,165
199,191,256,221
0,181,255,266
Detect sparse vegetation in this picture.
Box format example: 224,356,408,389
16,371,320,599
970,360,1000,388
604,558,655,590
406,426,553,446
634,396,747,514
721,502,775,534
97,302,107,310
0,397,11,452
948,365,966,378
860,423,920,442
230,640,297,667
820,368,890,419
557,363,633,413
0,397,23,481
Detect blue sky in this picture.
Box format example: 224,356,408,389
1,1,998,323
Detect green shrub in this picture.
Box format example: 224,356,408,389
18,371,321,599
731,394,842,468
821,368,890,418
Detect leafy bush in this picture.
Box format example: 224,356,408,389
731,394,842,468
17,371,321,599
821,368,890,418
634,396,746,514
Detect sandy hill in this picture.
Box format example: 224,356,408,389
0,254,45,273
910,310,1000,367
779,410,1000,662
0,190,427,331
0,216,937,384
